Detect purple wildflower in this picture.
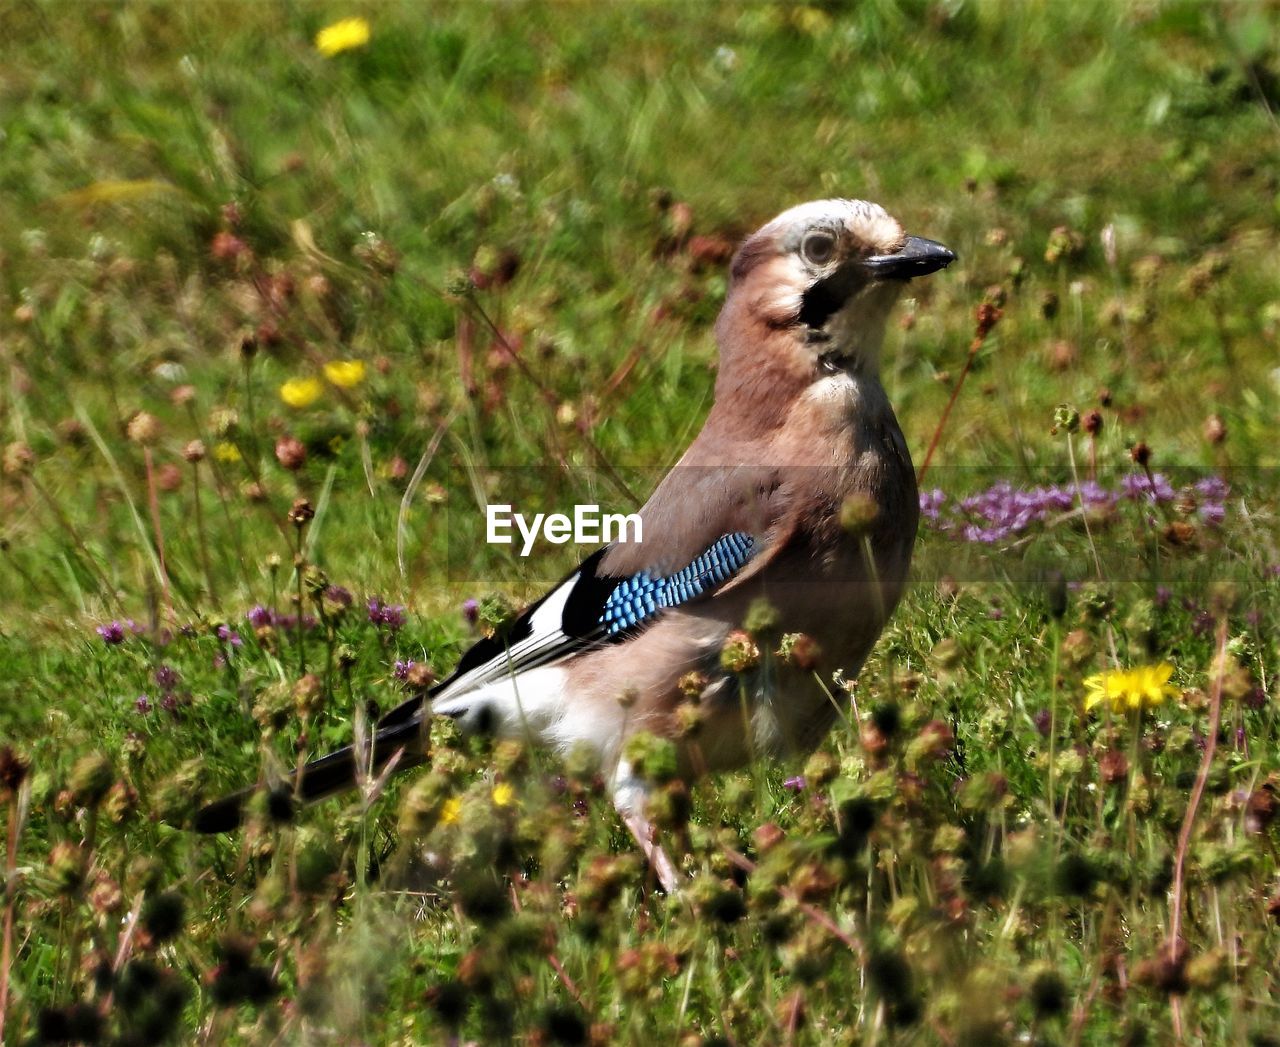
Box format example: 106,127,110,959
1121,472,1175,503
782,775,806,792
393,659,414,681
462,598,479,625
135,695,152,714
1191,611,1215,638
368,598,406,631
1199,502,1225,527
324,585,353,608
154,665,180,691
1073,480,1116,508
161,694,178,715
216,624,243,647
919,488,947,522
97,622,126,645
1154,586,1172,609
1032,709,1052,737
1195,475,1229,502
246,605,274,628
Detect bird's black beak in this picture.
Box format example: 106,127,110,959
863,236,956,281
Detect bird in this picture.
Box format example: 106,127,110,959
195,198,955,890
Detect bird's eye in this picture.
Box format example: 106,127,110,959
801,231,836,266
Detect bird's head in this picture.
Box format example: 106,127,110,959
715,199,953,398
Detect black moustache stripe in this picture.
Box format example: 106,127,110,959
797,268,859,330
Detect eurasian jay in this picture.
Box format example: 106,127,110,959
196,199,955,890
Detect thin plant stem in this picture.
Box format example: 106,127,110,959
1169,621,1228,1045
917,303,1001,486
0,795,21,1044
1065,433,1103,579
143,447,172,618
294,528,306,678
190,460,216,597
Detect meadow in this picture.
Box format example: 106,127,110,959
1,1,1279,1043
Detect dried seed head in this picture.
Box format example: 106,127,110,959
1082,409,1103,435
292,674,324,718
287,498,315,528
840,491,879,533
674,701,704,738
1098,749,1129,785
0,745,31,797
1131,441,1152,467
69,752,114,806
974,301,1003,339
50,841,84,893
126,411,161,446
1052,404,1080,435
405,662,437,691
720,630,760,673
743,597,780,636
104,781,139,824
182,439,206,463
275,435,307,471
678,671,708,701
57,418,87,446
777,633,820,671
2,442,34,476
1203,414,1227,445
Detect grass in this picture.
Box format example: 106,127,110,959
1,1,1279,1043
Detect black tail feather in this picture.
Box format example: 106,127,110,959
193,716,428,834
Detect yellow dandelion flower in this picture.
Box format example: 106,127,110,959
439,796,461,825
280,376,323,409
213,441,242,463
1083,663,1178,714
491,782,516,807
323,359,366,388
315,16,370,57
1130,662,1179,708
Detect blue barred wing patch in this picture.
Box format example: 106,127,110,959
599,533,756,635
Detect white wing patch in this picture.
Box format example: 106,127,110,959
437,569,582,699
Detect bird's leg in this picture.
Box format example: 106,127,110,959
612,767,680,894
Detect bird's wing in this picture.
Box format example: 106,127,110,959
195,472,795,833
376,530,759,731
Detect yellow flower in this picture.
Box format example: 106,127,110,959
323,359,366,388
213,441,242,463
280,376,323,409
315,16,370,57
438,796,461,825
1083,663,1178,714
491,782,516,807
